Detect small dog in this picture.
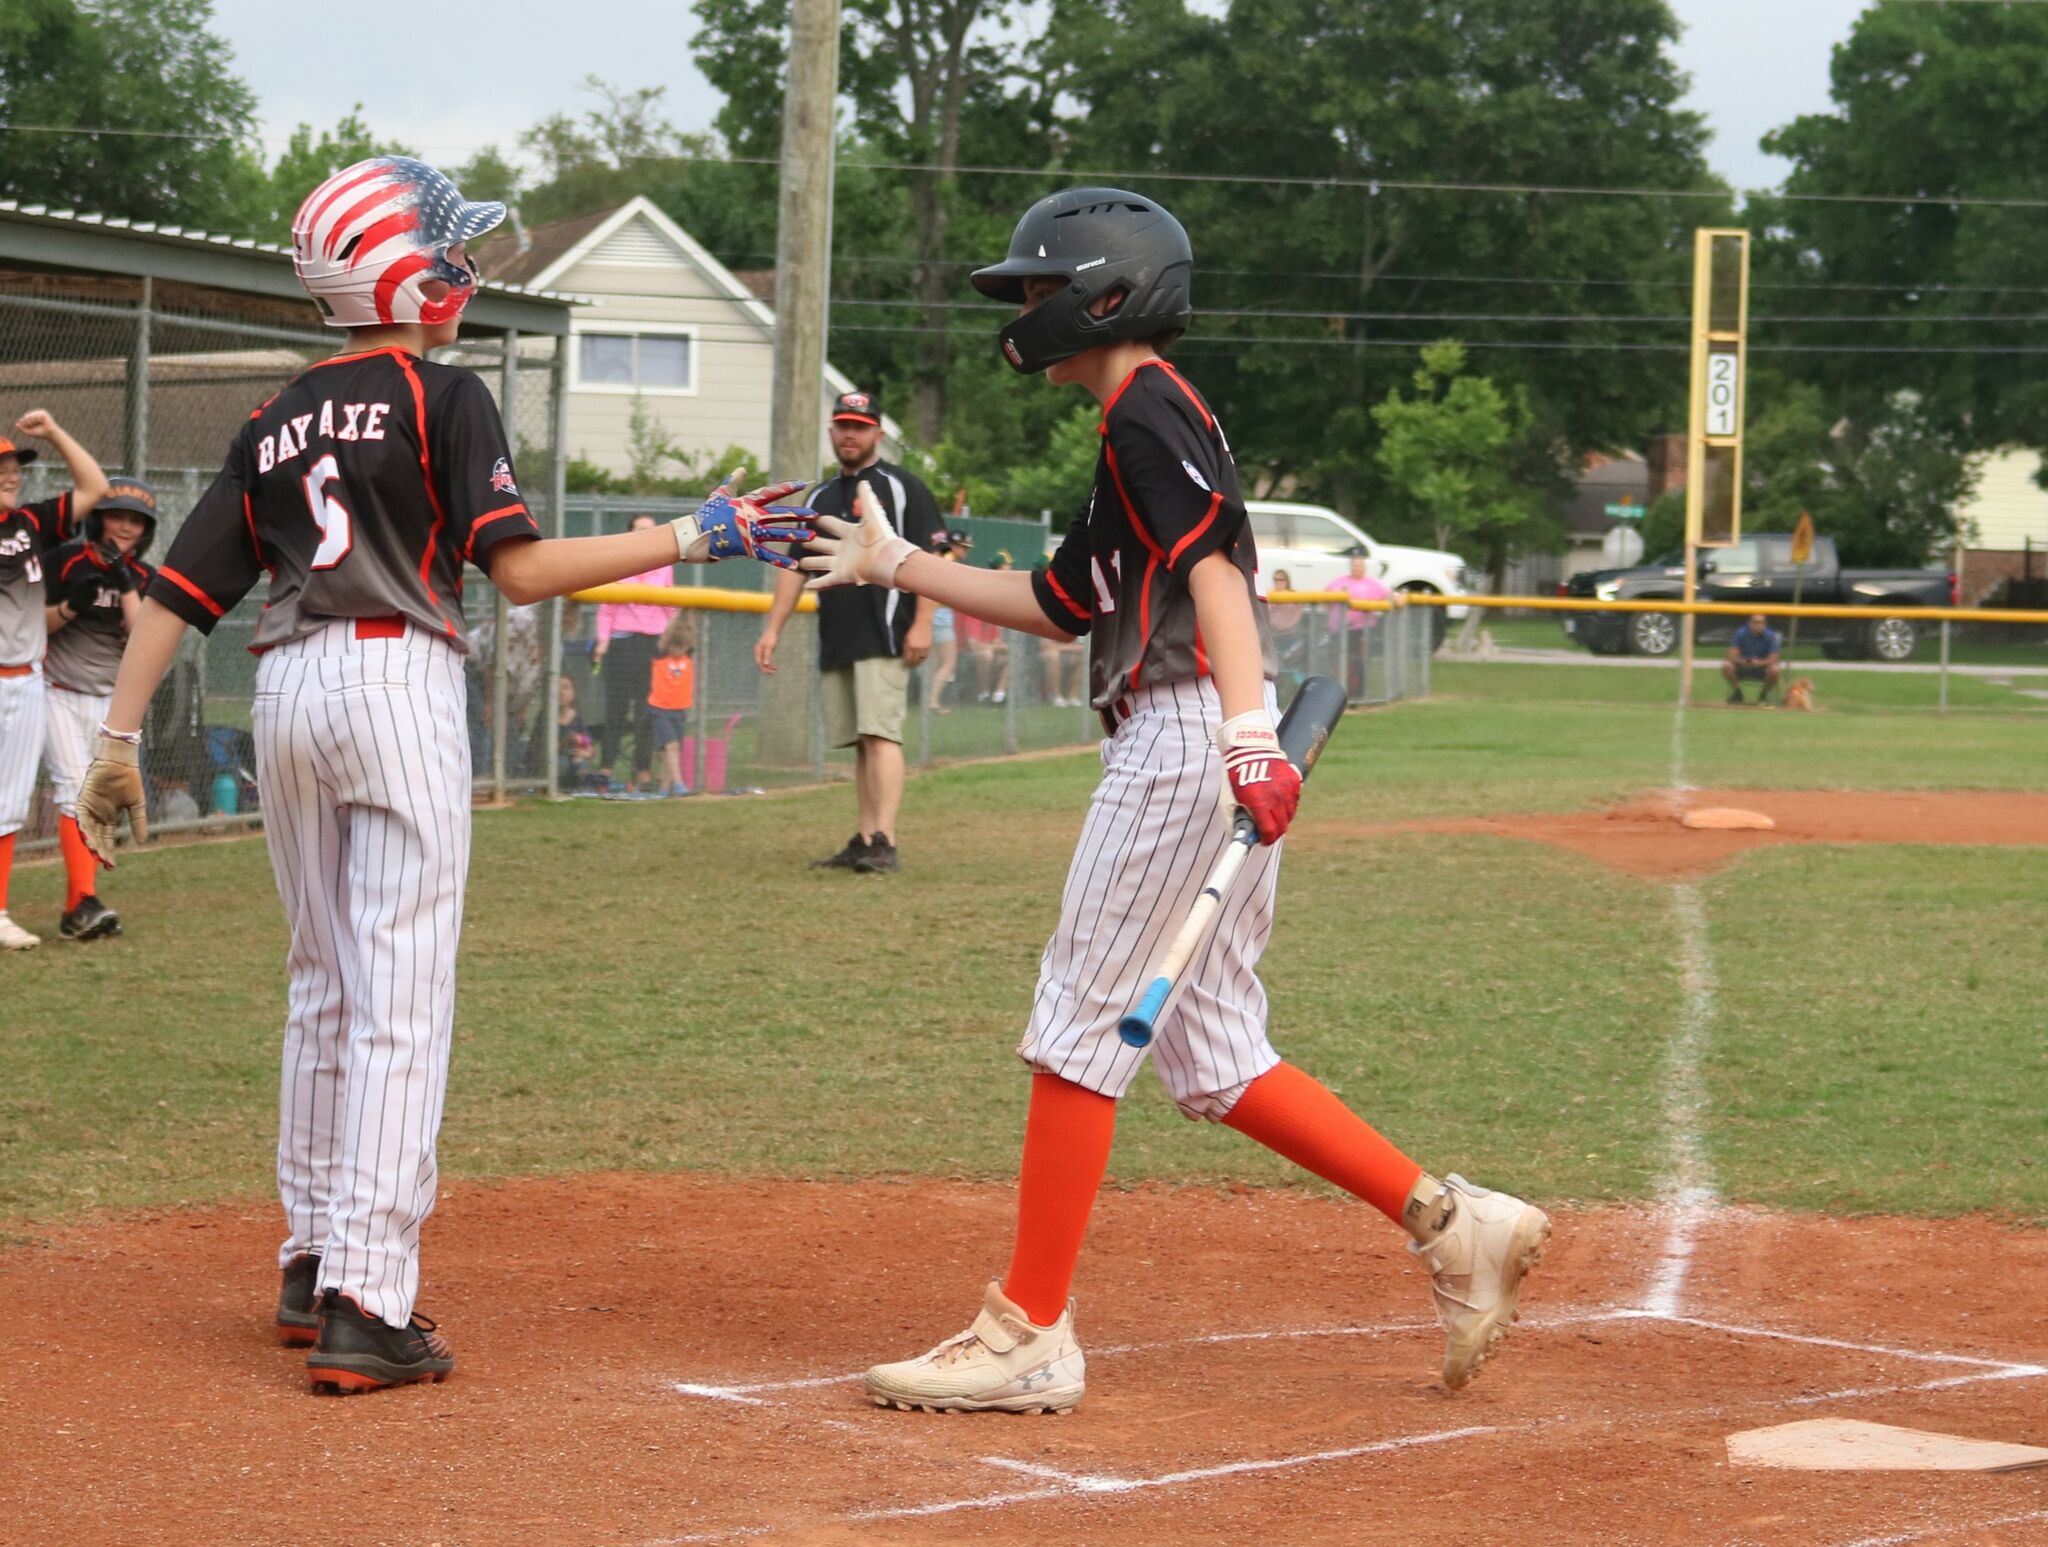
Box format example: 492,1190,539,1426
1782,678,1815,712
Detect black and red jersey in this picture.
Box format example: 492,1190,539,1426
1030,359,1275,708
147,347,540,651
0,493,75,666
43,538,153,694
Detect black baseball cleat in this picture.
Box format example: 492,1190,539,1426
306,1290,455,1393
810,833,871,871
59,896,121,940
277,1251,322,1347
854,834,899,874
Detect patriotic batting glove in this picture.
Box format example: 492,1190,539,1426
1218,709,1301,845
799,480,918,590
670,471,817,567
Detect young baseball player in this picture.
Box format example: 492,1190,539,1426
74,157,813,1393
803,188,1549,1413
42,476,158,940
0,412,109,951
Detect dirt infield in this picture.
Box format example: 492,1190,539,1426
3,1175,2044,1546
1331,788,2048,878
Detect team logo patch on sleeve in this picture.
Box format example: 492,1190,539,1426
490,457,518,495
1181,459,1212,492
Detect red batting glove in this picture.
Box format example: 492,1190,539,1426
1218,710,1301,845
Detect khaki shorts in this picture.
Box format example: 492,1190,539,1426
821,656,910,747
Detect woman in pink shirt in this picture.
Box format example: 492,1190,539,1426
593,513,675,791
1326,547,1391,699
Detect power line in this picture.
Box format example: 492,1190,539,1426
10,119,2048,211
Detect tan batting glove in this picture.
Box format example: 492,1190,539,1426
76,730,147,865
798,481,917,591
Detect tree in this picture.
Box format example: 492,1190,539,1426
1048,0,1724,525
237,110,412,244
1760,5,2048,456
0,0,262,231
1371,342,1552,588
694,0,1061,445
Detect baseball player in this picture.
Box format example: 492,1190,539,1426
0,412,109,951
74,157,814,1394
803,188,1549,1413
41,477,157,941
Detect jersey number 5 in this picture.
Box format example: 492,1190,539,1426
302,454,354,571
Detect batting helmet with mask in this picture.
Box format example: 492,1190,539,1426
291,157,505,330
970,188,1194,374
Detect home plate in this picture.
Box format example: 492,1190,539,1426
1681,807,1776,831
1727,1419,2048,1472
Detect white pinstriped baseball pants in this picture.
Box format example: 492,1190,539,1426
253,620,471,1329
0,665,47,838
1020,676,1283,1119
42,683,108,816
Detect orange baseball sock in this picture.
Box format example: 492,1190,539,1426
1001,1073,1118,1327
0,832,13,912
59,817,96,911
1224,1062,1423,1224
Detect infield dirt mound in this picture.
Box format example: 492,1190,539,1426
1325,788,2048,879
3,1175,2044,1546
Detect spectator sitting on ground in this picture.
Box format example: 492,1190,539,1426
1723,613,1783,705
547,672,599,790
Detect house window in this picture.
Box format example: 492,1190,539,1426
574,328,697,394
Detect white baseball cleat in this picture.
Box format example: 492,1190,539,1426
863,1281,1085,1414
0,913,40,951
1409,1174,1550,1390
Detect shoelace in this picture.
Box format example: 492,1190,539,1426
409,1313,451,1357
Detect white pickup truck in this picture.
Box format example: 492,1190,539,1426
1246,501,1470,634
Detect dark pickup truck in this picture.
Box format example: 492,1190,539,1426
1560,534,1955,661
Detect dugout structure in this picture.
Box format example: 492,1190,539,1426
0,199,574,841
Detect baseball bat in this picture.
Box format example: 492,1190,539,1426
1116,674,1348,1049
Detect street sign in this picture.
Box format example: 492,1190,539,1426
1791,511,1815,565
1601,526,1645,567
1605,501,1642,519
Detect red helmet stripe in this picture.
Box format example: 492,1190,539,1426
346,208,421,269
323,184,409,259
298,163,390,243
374,252,433,324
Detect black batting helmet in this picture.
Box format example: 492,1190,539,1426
87,476,159,559
971,188,1194,374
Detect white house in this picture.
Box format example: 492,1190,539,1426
472,196,901,479
1954,448,2048,603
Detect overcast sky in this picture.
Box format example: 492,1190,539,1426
209,0,1860,195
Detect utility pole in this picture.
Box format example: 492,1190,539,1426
770,0,842,483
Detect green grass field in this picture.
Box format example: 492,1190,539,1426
4,660,2044,1230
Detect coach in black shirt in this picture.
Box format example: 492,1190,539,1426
757,388,941,873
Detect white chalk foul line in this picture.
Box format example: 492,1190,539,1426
1641,880,1721,1321
979,1423,1498,1495
1658,1314,2047,1375
1830,1509,2048,1547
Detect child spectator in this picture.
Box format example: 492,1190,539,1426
925,532,962,713
548,672,598,792
649,613,696,796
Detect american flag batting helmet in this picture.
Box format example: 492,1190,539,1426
292,157,506,330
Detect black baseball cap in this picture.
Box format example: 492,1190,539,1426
831,388,881,426
0,435,40,466
946,527,973,549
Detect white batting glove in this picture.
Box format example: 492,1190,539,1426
797,481,917,591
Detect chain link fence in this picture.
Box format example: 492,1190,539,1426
4,279,1432,844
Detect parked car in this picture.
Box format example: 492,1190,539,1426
1246,501,1470,642
1559,533,1954,660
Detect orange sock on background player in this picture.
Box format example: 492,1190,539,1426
58,817,95,910
0,832,13,912
1224,1061,1423,1224
1002,1073,1118,1326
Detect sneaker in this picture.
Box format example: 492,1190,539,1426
853,834,899,874
306,1290,455,1393
667,782,691,798
0,913,39,951
1726,689,1745,705
276,1251,322,1347
1408,1175,1550,1390
864,1282,1085,1414
991,689,1006,705
59,896,121,941
810,833,871,871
